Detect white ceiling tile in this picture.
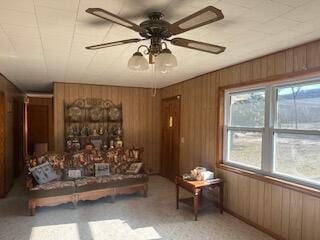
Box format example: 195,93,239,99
75,21,109,38
0,0,34,13
0,9,37,27
223,0,265,9
1,24,39,38
252,18,299,34
243,1,293,23
35,6,77,27
0,26,16,56
265,29,302,42
9,36,43,55
284,0,320,22
214,1,249,19
34,0,79,12
273,0,313,7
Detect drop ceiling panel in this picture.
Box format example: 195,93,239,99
0,0,319,92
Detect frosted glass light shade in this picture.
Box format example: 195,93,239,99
155,49,177,73
128,52,149,71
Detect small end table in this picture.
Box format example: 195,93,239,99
175,176,224,221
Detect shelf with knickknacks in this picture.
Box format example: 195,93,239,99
64,98,123,152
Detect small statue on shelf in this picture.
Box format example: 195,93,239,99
80,126,88,136
115,137,123,148
109,140,114,149
98,127,104,135
67,126,74,137
92,129,98,136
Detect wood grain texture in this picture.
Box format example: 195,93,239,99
28,97,54,153
0,92,5,197
53,83,160,174
160,39,320,240
0,74,24,197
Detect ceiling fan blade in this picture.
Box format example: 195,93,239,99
169,6,224,35
171,38,226,54
86,8,144,33
86,38,142,50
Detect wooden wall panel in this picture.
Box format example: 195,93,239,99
159,39,320,240
53,83,160,174
0,74,24,196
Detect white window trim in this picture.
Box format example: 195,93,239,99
223,77,320,189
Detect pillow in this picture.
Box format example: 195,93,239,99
126,162,143,174
29,162,57,185
63,168,84,180
95,163,110,177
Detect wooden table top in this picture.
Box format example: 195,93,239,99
175,176,223,189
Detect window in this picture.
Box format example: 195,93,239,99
224,80,320,187
225,90,265,169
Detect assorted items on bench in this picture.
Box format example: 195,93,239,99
182,166,214,181
25,147,148,216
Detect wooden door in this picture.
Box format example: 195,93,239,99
160,96,181,180
27,97,53,155
0,92,5,197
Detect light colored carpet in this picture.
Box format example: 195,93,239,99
0,176,274,240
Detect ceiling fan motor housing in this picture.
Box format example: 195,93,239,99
139,12,173,39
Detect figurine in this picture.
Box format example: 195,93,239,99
98,127,104,135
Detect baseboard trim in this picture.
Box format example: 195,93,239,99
224,208,286,240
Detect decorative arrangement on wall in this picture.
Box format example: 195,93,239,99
64,98,123,152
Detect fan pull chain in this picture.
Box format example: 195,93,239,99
151,64,157,97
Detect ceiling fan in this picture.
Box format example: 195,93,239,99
85,6,226,72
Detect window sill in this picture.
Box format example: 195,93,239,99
217,163,320,198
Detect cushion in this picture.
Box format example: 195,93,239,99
29,181,75,198
126,162,143,174
69,148,142,176
95,163,110,176
29,162,57,184
63,168,84,180
75,174,148,192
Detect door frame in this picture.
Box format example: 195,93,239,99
0,91,6,197
160,95,181,180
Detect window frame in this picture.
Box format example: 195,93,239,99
223,88,266,171
222,77,320,189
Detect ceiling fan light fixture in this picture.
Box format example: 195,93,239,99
155,48,177,73
128,51,149,71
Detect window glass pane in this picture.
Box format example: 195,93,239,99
276,82,320,130
228,131,262,169
274,133,320,184
230,90,265,127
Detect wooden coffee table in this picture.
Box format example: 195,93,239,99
175,176,224,221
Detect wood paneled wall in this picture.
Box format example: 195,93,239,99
160,39,320,240
53,83,160,174
0,73,24,197
28,97,54,154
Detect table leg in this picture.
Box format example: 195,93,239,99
176,184,179,209
193,191,200,221
219,183,224,214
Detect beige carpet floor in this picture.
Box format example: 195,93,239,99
0,176,274,240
